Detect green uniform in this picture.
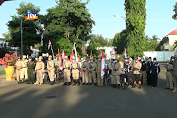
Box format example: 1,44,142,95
27,61,35,82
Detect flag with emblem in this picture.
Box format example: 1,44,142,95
101,50,105,79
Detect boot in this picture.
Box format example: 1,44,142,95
68,82,71,86
112,84,116,88
77,80,80,86
172,87,177,93
73,80,77,86
117,84,120,89
131,83,135,88
94,83,97,86
138,84,141,89
63,82,67,85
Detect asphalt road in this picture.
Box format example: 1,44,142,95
0,64,177,118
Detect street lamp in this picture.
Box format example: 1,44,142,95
113,15,126,21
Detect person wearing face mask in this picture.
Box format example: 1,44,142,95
55,57,61,84
112,58,121,88
47,55,55,85
15,57,22,83
146,57,152,86
170,56,175,65
96,55,103,87
150,58,160,88
140,57,147,84
88,58,97,86
27,57,35,84
34,56,44,85
172,56,177,92
63,56,71,85
71,57,80,86
132,58,142,89
165,61,173,91
81,57,89,85
20,55,29,83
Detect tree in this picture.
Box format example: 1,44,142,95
125,0,146,57
113,29,127,54
2,32,11,42
145,35,159,51
172,2,177,20
40,0,95,55
7,2,41,55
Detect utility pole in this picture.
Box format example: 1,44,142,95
20,20,23,57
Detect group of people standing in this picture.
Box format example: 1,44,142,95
15,54,165,91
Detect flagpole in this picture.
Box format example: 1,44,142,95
51,44,54,60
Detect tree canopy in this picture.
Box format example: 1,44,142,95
172,2,177,20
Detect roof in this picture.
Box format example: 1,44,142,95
0,36,5,39
168,29,177,35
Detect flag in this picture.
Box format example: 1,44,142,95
115,54,116,59
78,56,80,61
90,50,93,59
48,40,51,50
101,50,106,79
98,50,100,56
112,48,115,55
73,42,78,62
124,48,127,58
57,49,62,65
62,51,66,67
70,50,74,63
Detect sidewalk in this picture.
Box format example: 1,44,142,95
0,74,17,87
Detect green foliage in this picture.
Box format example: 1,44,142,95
2,32,11,42
125,0,146,57
172,2,177,20
0,44,9,58
113,29,127,54
145,35,160,51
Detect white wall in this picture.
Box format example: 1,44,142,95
96,47,116,59
144,51,175,61
169,35,177,46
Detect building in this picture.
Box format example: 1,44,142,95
160,29,177,51
96,46,116,59
0,36,6,47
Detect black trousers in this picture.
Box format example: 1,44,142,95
133,74,140,82
151,74,158,87
146,71,151,86
125,72,130,85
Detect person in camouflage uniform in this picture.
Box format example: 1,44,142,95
27,57,35,84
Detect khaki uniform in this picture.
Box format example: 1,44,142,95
47,60,55,82
112,62,121,85
133,61,142,83
55,60,61,69
35,61,45,84
96,61,103,86
108,62,114,85
64,61,71,82
88,62,96,83
72,62,79,80
81,61,89,84
20,60,28,79
15,60,22,81
166,64,173,89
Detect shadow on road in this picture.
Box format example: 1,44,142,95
0,64,177,118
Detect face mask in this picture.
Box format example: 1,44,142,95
48,58,51,60
172,59,174,61
141,60,143,62
39,59,41,61
115,60,117,63
90,60,93,63
148,59,150,61
135,61,138,63
98,59,101,61
84,59,86,62
125,60,127,62
18,59,20,61
29,59,31,61
73,60,75,62
153,60,156,63
35,58,37,60
167,63,169,65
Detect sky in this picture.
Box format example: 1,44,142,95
0,0,176,40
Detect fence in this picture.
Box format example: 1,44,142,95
143,51,176,62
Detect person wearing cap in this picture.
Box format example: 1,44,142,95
81,57,89,85
47,55,55,85
150,58,160,88
140,57,147,84
88,58,97,86
96,55,103,87
146,57,152,86
132,57,142,89
63,56,71,85
27,57,35,84
55,56,61,84
15,57,22,83
165,60,173,91
34,56,45,85
172,57,177,92
20,55,28,83
112,58,121,88
71,57,80,86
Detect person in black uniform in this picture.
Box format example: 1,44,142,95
146,57,152,86
123,58,131,86
150,58,160,88
170,56,175,65
140,57,147,84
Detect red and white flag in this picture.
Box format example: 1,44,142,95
48,40,51,49
70,50,74,63
73,42,78,63
124,48,127,58
62,51,66,67
78,56,80,61
101,50,105,79
98,50,100,56
57,49,62,65
90,50,93,59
